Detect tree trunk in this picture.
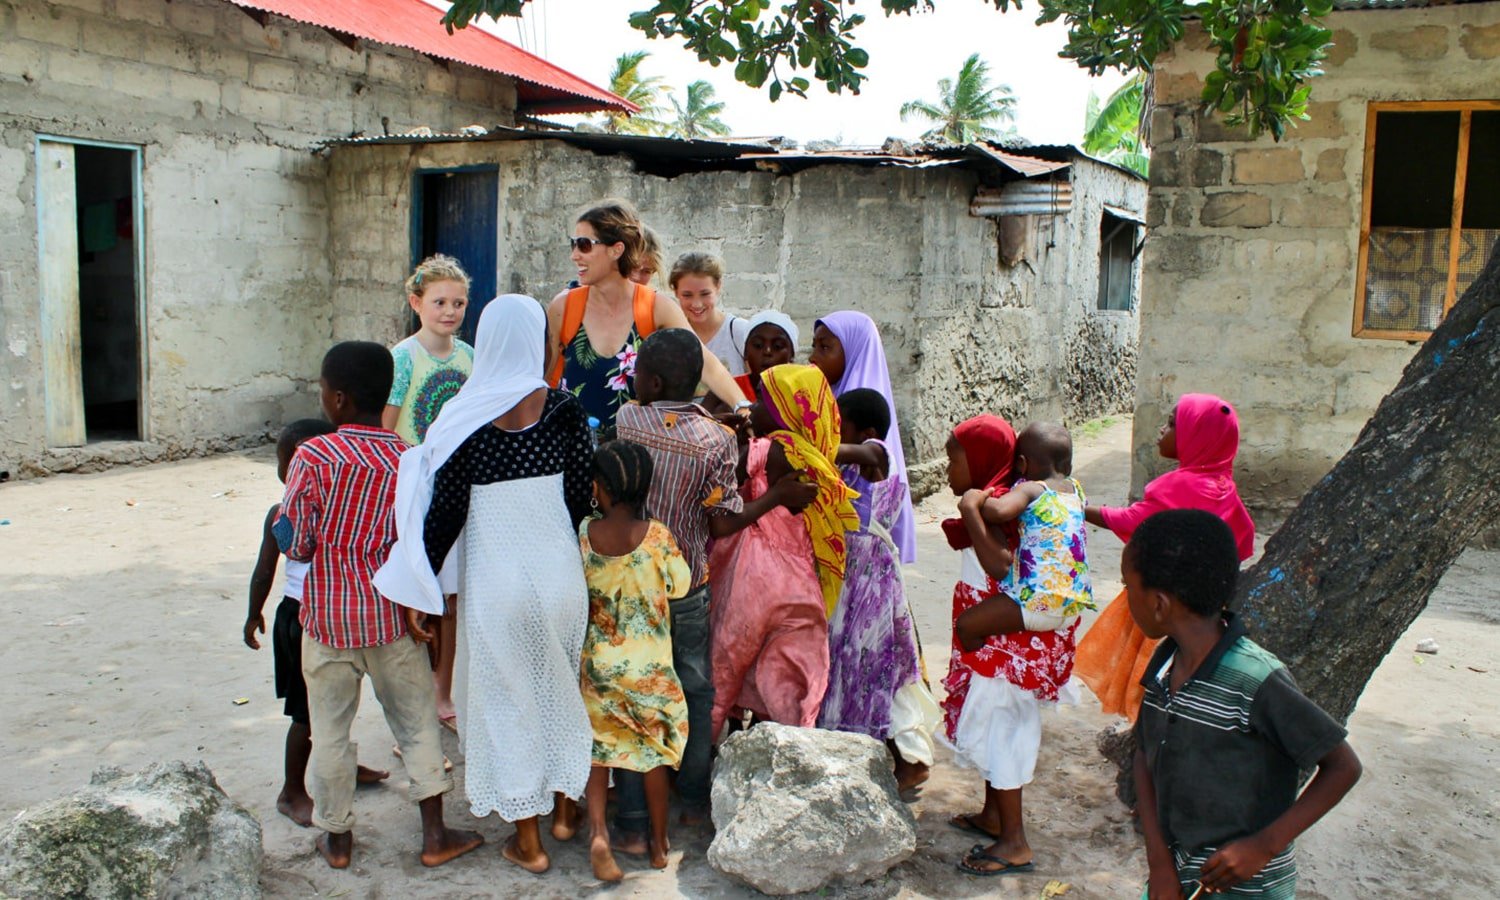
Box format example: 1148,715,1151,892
1237,244,1500,723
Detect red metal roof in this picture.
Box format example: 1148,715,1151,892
226,0,635,115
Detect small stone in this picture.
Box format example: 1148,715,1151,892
707,723,915,895
1415,637,1440,655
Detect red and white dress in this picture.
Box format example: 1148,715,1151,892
940,548,1079,790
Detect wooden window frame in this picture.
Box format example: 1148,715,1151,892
1354,99,1500,340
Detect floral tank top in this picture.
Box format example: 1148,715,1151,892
560,322,640,428
1001,478,1095,618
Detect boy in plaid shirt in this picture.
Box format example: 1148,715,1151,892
277,341,482,870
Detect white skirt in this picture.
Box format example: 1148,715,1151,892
455,475,592,822
942,674,1080,790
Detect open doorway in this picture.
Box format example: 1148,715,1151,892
37,139,144,446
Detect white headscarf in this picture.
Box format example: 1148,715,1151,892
374,294,550,615
746,310,800,351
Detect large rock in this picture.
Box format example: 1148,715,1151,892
0,761,261,900
708,723,915,895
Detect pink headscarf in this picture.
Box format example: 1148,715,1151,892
1099,394,1256,560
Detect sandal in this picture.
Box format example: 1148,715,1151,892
957,844,1036,877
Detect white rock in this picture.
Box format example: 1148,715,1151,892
1415,637,1440,655
0,761,261,899
707,723,915,895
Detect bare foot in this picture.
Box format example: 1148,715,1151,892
948,813,1003,840
356,765,390,785
895,760,931,794
649,836,671,870
420,827,484,868
436,698,458,721
276,788,314,827
612,830,648,857
590,834,624,882
315,831,352,869
501,833,550,874
551,802,580,841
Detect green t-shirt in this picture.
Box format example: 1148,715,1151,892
387,336,475,445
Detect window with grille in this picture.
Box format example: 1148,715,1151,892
1355,101,1500,339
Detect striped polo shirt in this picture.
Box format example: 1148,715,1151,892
1136,615,1347,898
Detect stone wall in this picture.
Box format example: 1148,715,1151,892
0,0,517,475
328,138,1145,497
1133,4,1500,520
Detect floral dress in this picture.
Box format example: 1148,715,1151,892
579,518,692,772
560,322,640,428
1003,478,1095,618
819,440,928,741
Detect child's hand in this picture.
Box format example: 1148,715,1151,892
404,607,434,644
959,488,993,513
243,615,265,650
770,470,819,513
1199,834,1276,892
1145,863,1186,900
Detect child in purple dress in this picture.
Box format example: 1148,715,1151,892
817,388,940,791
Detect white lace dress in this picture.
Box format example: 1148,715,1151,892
423,390,594,821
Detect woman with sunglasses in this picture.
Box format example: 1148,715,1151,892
546,201,749,429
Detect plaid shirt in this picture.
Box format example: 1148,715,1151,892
278,425,407,649
615,401,743,586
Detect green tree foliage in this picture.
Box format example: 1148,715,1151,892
668,80,733,139
1083,73,1149,177
601,50,669,135
899,53,1018,145
442,0,1333,140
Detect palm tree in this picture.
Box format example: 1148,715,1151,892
668,81,731,140
1082,73,1150,177
601,50,668,135
899,54,1018,145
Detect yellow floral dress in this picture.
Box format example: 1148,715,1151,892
579,518,692,771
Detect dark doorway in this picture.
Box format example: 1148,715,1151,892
74,145,140,441
414,168,498,346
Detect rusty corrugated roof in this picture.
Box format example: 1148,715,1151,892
225,0,635,115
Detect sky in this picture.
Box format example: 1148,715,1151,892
434,1,1129,148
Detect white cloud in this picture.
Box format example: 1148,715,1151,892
435,1,1129,147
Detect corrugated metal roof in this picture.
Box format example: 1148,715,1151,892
225,0,634,115
321,127,1140,186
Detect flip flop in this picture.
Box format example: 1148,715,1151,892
438,714,458,735
947,814,1002,840
957,844,1036,877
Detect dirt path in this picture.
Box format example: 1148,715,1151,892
1,417,1495,897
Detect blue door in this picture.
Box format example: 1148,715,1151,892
415,168,498,347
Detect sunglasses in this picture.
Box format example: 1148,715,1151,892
568,236,611,253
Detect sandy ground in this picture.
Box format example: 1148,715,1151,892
1,417,1496,898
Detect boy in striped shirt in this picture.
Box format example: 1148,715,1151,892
277,341,482,870
1125,510,1361,899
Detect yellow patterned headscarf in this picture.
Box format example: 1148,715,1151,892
759,364,860,616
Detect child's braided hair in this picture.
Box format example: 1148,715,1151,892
593,440,654,511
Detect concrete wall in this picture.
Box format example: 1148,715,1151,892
1134,4,1500,519
0,0,517,475
328,138,1145,496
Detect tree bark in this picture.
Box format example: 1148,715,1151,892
1237,244,1500,723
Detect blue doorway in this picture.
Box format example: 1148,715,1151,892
412,167,498,347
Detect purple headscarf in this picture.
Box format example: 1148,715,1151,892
816,310,917,564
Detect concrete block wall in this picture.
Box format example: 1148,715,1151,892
1133,5,1500,520
328,139,1144,497
0,0,518,474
